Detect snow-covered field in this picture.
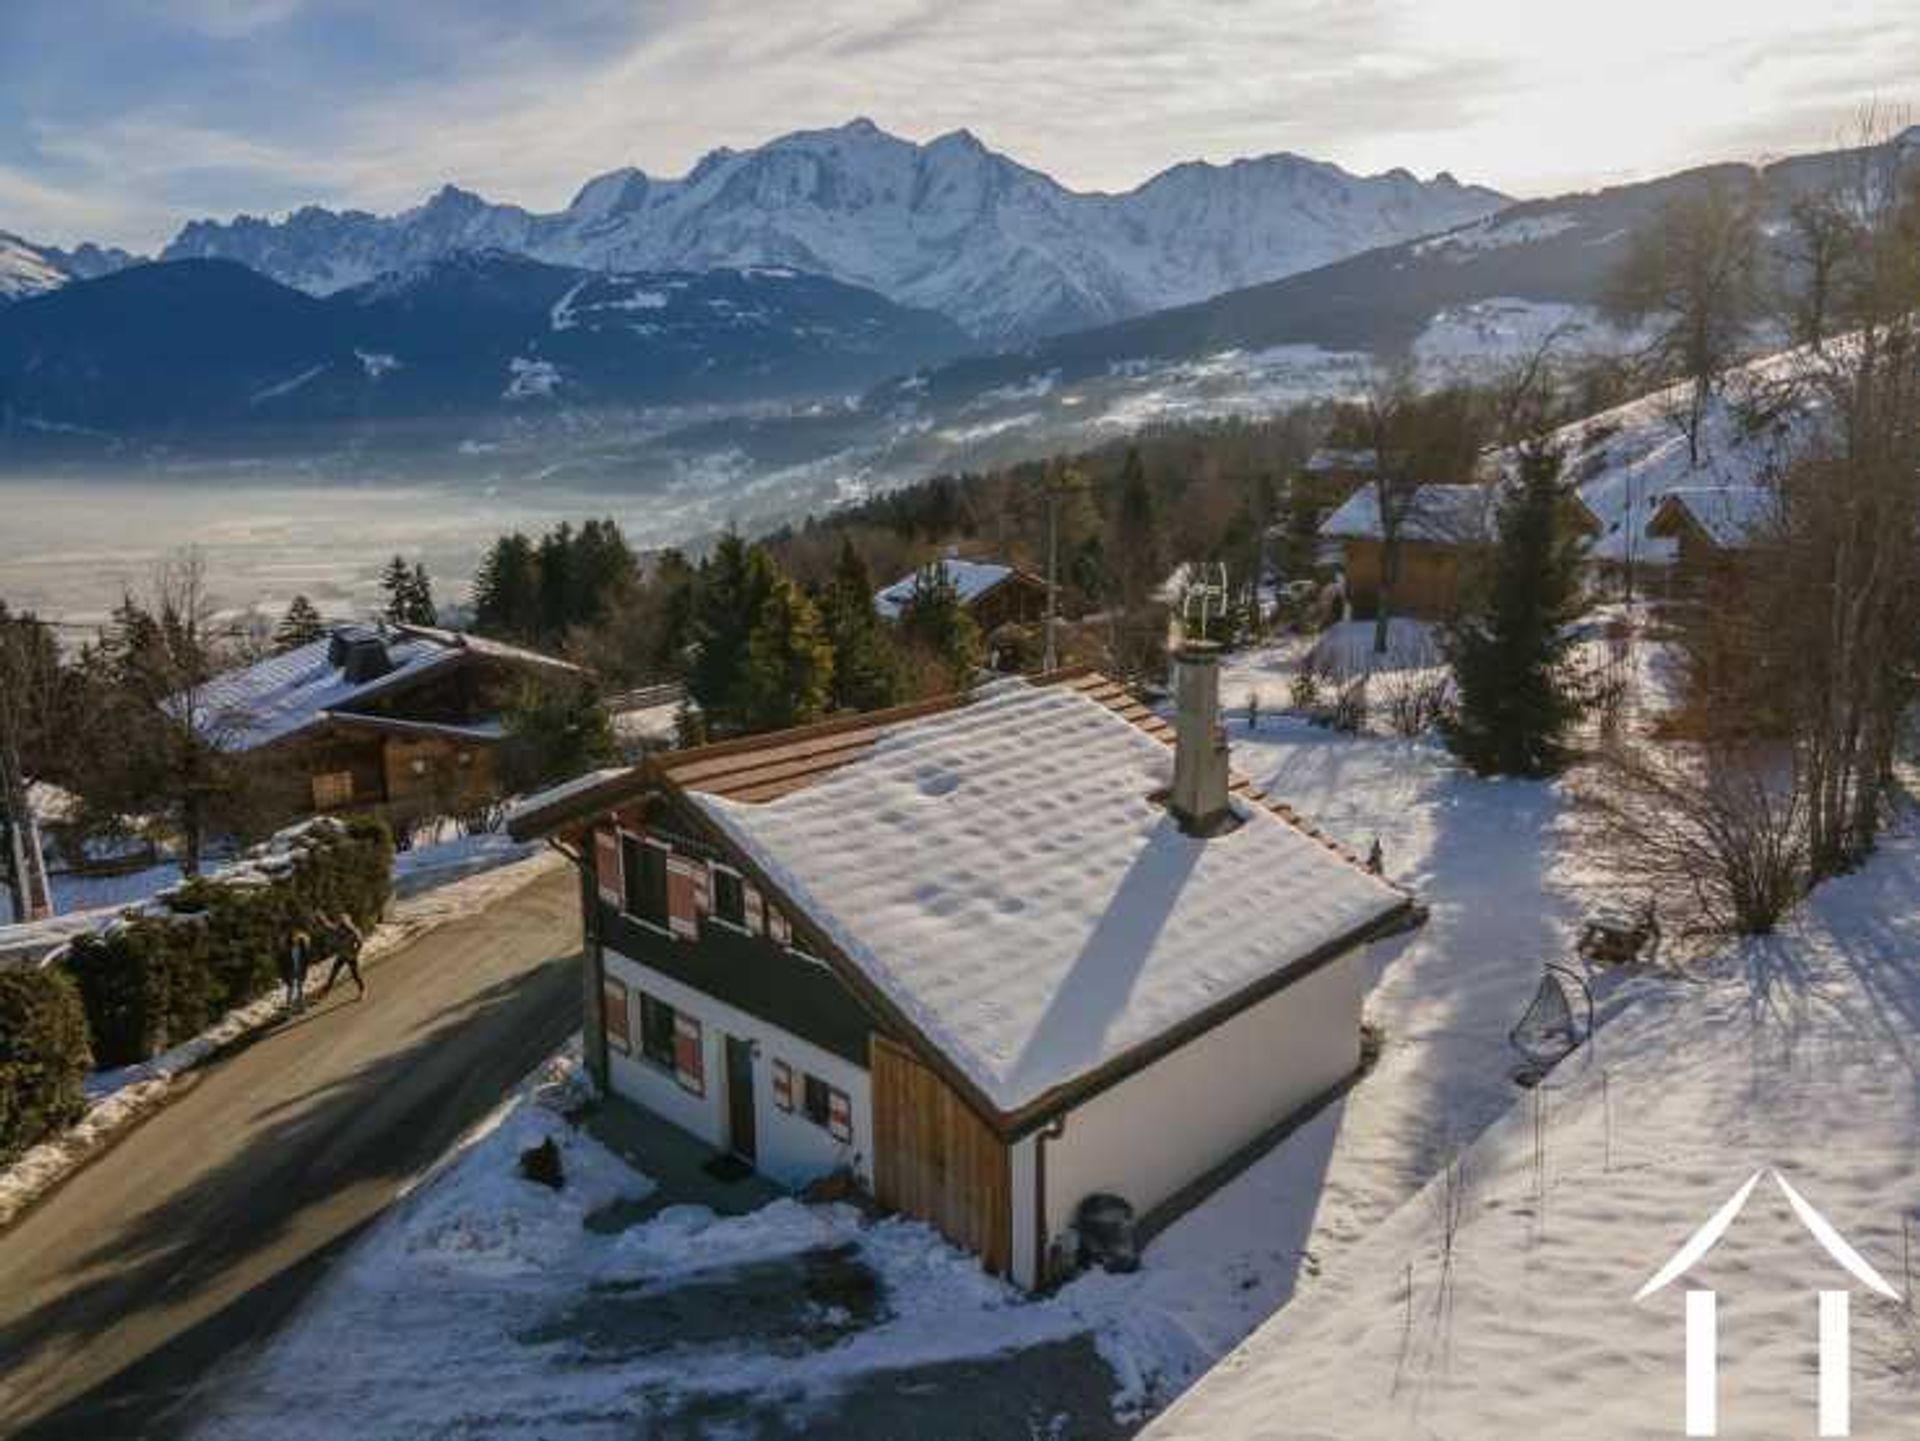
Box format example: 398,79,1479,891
184,633,1659,1437
1153,807,1920,1440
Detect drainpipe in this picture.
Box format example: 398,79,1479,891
1033,1114,1068,1289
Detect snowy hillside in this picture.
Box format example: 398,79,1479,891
0,230,140,302
1531,342,1833,564
161,119,1507,343
1150,815,1920,1440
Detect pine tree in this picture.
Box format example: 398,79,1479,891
1442,447,1588,777
821,538,898,713
471,533,540,641
274,595,325,652
896,561,981,692
1112,447,1162,613
405,563,437,625
740,577,834,732
686,534,777,735
496,679,617,794
535,523,575,643
379,555,414,625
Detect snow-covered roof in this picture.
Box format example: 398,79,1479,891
505,767,633,834
190,631,461,751
1647,485,1778,550
1304,446,1379,475
186,623,576,753
686,677,1406,1116
1525,340,1834,565
1320,483,1494,544
873,557,1020,620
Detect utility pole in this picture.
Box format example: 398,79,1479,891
1044,465,1061,672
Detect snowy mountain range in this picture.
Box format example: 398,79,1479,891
159,119,1508,343
0,231,139,302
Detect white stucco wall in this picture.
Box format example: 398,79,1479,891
1037,948,1366,1262
603,949,873,1190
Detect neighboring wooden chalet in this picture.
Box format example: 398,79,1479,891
873,556,1048,634
187,623,582,823
1644,486,1777,588
1322,482,1602,619
511,649,1416,1287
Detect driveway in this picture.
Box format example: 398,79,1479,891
0,866,583,1440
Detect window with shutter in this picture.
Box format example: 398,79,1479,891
772,1060,794,1111
769,908,791,946
827,1088,852,1144
711,867,747,929
666,857,701,939
744,884,765,935
594,828,623,907
673,1013,704,1095
639,992,676,1070
623,835,669,928
602,977,631,1054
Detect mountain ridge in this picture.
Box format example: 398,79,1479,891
159,118,1508,343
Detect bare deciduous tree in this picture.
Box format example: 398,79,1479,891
1581,743,1806,938
1606,175,1765,467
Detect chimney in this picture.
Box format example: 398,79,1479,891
1169,639,1232,835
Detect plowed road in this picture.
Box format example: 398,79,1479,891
0,867,582,1440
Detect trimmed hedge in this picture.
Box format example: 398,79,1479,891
0,967,92,1164
65,816,392,1069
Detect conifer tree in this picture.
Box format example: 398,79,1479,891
1112,447,1162,614
471,533,540,641
274,595,325,652
406,563,437,625
1442,448,1588,777
686,534,778,735
741,577,835,732
896,561,981,692
820,538,898,713
379,555,413,624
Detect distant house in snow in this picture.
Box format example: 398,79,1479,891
510,646,1416,1287
873,556,1048,635
1321,482,1601,619
185,623,583,824
1644,487,1777,586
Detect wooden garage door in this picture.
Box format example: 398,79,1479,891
870,1035,1011,1275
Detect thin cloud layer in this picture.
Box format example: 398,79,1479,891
2,0,1917,249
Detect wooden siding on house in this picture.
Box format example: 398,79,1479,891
871,1034,1012,1276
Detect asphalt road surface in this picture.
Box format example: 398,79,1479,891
0,866,583,1441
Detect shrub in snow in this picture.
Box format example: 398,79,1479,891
0,968,91,1163
64,816,392,1067
518,1136,564,1190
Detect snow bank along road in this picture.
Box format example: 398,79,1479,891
0,867,582,1440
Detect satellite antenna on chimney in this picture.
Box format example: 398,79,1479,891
1182,562,1229,644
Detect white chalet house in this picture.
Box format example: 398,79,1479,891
511,647,1416,1286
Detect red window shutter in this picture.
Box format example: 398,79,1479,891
594,827,622,907
744,884,766,935
666,857,700,939
827,1087,852,1144
602,977,630,1054
673,1013,704,1095
772,1060,794,1112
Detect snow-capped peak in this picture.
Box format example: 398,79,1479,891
160,118,1509,343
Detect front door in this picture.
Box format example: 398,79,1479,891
725,1035,756,1162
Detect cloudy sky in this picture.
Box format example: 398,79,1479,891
4,0,1918,251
